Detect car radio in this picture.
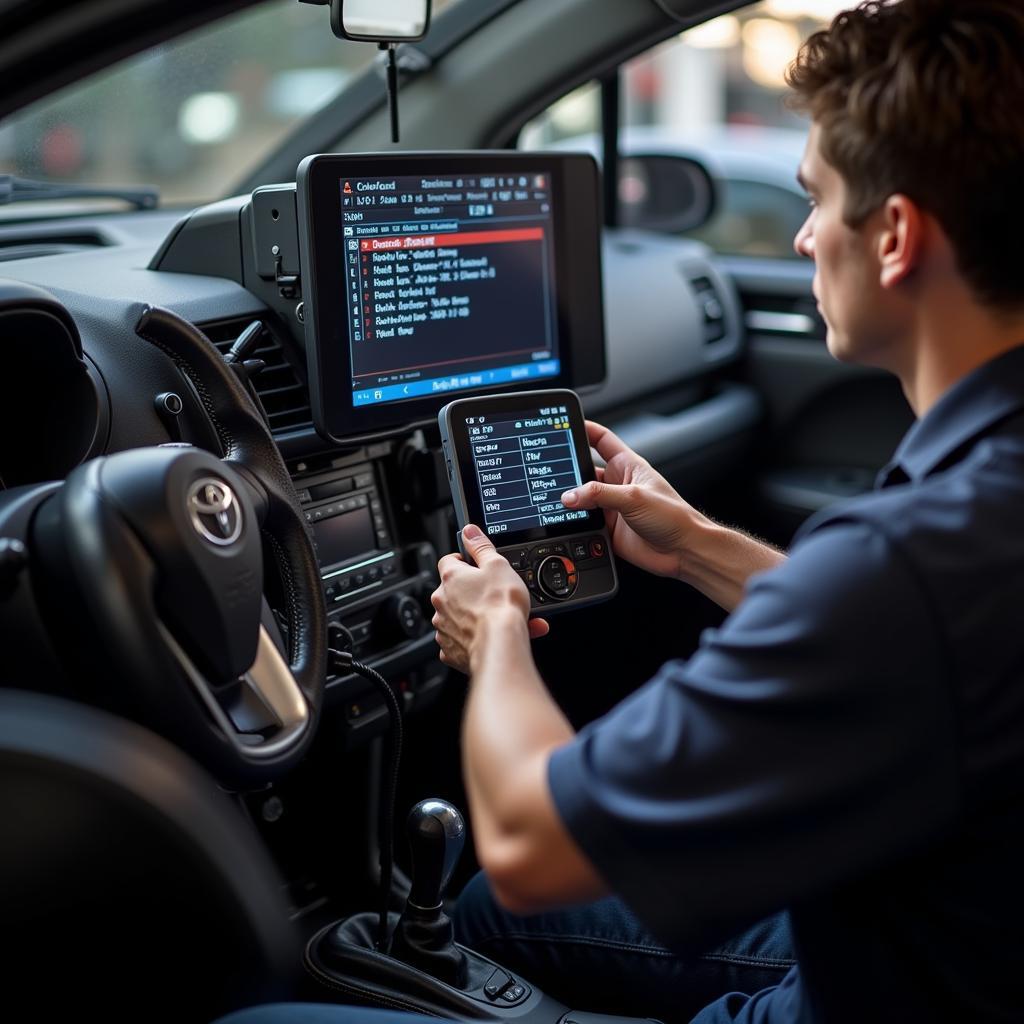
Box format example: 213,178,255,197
295,460,439,706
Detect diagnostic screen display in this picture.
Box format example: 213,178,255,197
340,172,559,407
465,402,593,538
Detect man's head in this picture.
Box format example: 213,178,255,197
786,0,1024,369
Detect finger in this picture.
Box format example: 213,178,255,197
527,617,550,639
585,420,636,465
595,466,605,482
438,551,471,582
461,523,503,567
561,479,644,513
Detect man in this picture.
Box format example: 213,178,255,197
432,1,1024,1021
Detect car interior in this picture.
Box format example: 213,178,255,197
0,0,917,1020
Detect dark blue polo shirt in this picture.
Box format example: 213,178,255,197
549,345,1024,1023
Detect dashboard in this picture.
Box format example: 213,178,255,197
0,149,750,744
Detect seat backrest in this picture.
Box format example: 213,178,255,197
0,689,298,1022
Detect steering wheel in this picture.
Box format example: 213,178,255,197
25,305,326,789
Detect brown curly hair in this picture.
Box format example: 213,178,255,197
787,0,1024,309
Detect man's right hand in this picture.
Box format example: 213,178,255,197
561,421,704,581
562,421,786,611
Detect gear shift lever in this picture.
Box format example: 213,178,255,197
390,798,468,986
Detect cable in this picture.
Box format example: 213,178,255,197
328,644,404,952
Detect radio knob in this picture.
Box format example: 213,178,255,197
377,593,425,645
535,555,579,600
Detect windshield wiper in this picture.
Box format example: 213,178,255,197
0,174,160,210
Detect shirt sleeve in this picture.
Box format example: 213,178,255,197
548,518,961,953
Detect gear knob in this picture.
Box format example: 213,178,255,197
406,798,465,910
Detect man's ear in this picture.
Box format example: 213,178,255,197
877,194,924,290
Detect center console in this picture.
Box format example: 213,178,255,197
292,448,444,738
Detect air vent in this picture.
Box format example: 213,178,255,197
741,292,825,338
687,275,728,345
199,316,313,435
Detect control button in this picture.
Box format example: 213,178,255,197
517,569,536,588
483,969,514,1000
296,488,312,503
354,572,366,587
572,541,589,561
377,531,390,545
342,497,358,512
325,583,338,601
373,514,387,530
507,548,529,569
370,499,382,512
323,505,337,517
312,509,324,521
304,511,313,523
537,555,578,600
367,566,380,582
355,493,368,508
589,538,606,559
354,472,373,489
382,560,396,577
351,622,372,644
501,985,527,1002
375,594,424,645
532,545,552,560
336,575,351,592
551,543,568,555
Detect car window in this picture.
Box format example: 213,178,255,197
0,0,463,213
518,1,850,259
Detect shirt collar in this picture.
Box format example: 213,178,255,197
877,344,1024,488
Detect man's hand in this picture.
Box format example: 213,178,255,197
432,524,550,673
563,421,786,611
561,421,704,580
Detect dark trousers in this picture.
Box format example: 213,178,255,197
454,871,796,1023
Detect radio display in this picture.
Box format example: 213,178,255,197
312,508,376,568
341,172,559,408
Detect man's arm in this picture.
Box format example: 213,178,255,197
431,526,606,913
563,422,785,612
461,605,608,913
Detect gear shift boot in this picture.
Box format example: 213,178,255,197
307,799,566,1018
307,910,564,1019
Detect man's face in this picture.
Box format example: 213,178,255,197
794,125,894,367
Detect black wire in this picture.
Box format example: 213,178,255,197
328,646,404,952
386,44,400,143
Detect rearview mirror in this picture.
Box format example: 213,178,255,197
617,154,717,235
331,0,432,43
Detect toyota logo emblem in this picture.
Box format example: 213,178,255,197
188,477,243,547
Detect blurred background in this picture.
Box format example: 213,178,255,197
0,0,850,253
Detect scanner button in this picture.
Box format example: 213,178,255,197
537,555,578,599
484,968,514,999
508,548,529,569
571,541,589,561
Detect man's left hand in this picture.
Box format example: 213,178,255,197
432,524,550,673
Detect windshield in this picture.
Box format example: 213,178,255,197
0,0,462,213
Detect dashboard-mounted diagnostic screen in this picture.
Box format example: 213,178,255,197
296,152,606,443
